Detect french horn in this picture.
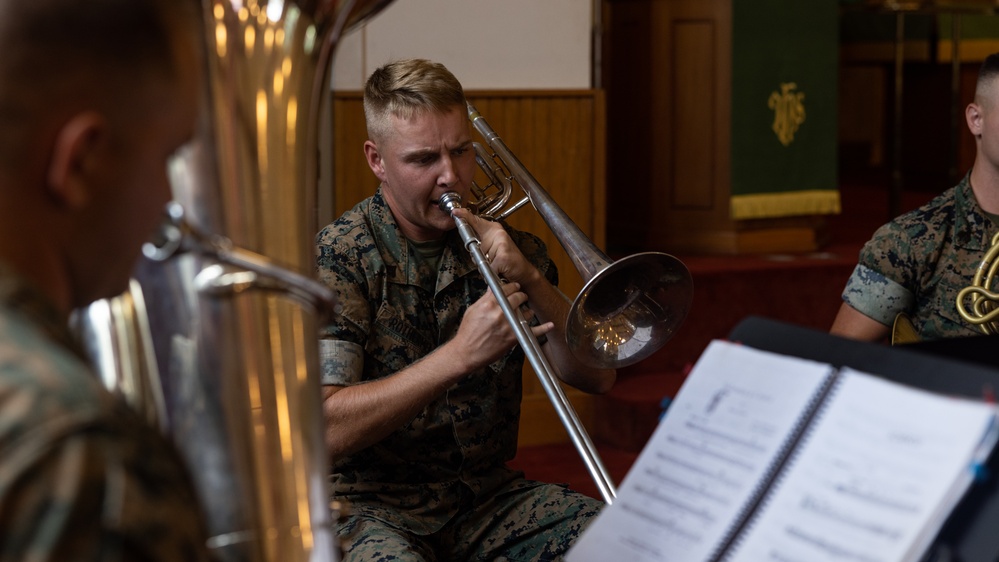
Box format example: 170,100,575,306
957,231,999,335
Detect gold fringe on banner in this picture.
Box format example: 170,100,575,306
731,189,841,220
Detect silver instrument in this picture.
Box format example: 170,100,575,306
74,0,393,560
444,103,693,504
466,103,693,369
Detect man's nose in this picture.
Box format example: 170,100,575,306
438,155,458,187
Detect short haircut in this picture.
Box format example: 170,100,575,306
975,53,999,106
363,58,466,144
0,0,197,170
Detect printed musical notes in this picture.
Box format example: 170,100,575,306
567,342,999,562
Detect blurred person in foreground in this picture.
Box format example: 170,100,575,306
0,0,214,559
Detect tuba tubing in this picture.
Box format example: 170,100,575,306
74,1,395,560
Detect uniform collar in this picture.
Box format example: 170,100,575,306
367,188,478,292
955,173,994,251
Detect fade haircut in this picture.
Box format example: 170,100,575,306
975,53,999,108
363,58,466,144
0,0,198,171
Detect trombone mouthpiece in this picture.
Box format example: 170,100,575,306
438,192,463,214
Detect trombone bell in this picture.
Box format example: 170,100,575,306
570,252,692,368
465,101,692,369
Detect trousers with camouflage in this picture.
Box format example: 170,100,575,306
337,478,602,562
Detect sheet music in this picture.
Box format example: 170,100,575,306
567,341,835,562
724,368,999,562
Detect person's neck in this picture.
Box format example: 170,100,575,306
969,162,999,214
0,250,71,319
0,212,72,320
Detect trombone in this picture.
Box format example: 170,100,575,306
439,102,694,504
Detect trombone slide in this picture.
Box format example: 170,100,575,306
439,192,618,505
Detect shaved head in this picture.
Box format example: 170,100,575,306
975,53,999,109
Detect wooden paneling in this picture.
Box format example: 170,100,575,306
671,19,717,210
604,0,829,255
326,90,607,446
606,0,734,252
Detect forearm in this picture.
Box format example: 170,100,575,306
829,302,891,343
519,269,616,394
323,340,470,459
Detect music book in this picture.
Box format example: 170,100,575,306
567,340,999,562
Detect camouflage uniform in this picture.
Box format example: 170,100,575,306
316,190,602,561
842,173,995,339
0,263,213,561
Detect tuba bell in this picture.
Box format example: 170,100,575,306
73,1,393,560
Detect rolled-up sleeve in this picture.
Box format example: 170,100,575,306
841,263,914,326
319,339,364,386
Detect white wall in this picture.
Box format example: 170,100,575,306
330,0,595,90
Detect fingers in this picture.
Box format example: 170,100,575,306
452,209,533,281
469,282,522,325
454,207,491,230
498,281,526,305
456,281,540,367
531,321,555,338
481,235,530,282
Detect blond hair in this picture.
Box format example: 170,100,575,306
363,58,466,143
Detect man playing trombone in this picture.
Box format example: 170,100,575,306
316,58,616,561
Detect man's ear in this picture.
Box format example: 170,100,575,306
47,112,107,208
363,139,388,183
967,102,984,138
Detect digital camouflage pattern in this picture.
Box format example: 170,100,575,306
0,263,213,562
316,189,603,560
338,477,597,561
842,173,995,340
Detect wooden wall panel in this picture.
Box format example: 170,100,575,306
606,0,826,254
646,0,733,237
326,90,607,446
671,20,716,210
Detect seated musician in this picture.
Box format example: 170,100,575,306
831,53,999,342
315,58,616,560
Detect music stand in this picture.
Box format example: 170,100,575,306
728,316,999,562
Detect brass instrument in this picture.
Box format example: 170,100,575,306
72,279,168,429
73,1,393,560
466,103,693,369
957,231,999,335
443,103,694,504
890,312,919,345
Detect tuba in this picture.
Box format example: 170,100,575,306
74,0,393,560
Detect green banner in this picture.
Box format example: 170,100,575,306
730,0,840,219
